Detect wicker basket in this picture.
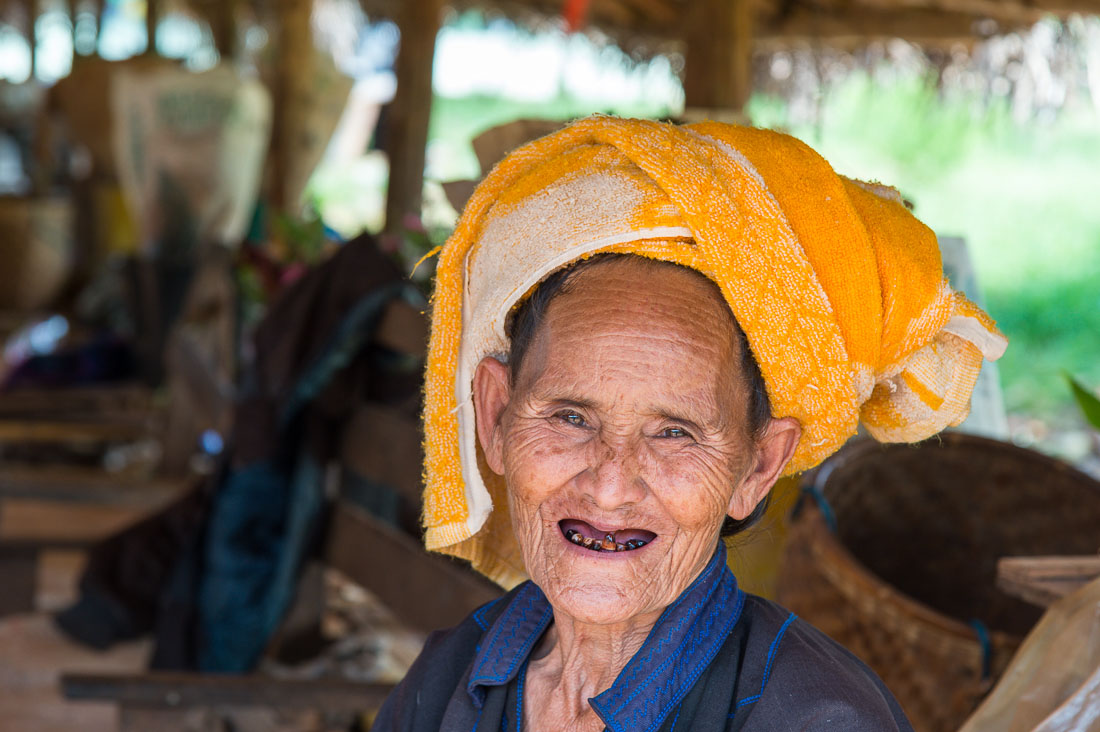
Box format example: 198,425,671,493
776,433,1100,732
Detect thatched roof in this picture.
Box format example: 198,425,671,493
360,0,1100,47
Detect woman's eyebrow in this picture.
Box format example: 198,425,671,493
531,394,598,411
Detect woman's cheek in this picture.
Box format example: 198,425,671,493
653,452,737,529
504,423,587,500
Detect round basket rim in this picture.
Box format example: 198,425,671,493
795,432,1100,645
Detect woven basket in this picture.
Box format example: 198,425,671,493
775,433,1100,732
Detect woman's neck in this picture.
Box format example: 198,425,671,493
527,607,661,719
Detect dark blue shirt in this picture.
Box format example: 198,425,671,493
372,544,914,731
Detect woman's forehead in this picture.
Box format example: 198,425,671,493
548,257,735,336
516,259,744,408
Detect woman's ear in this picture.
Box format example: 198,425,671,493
472,356,512,475
727,417,802,520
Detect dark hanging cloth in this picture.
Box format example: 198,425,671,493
54,233,423,671
371,544,914,732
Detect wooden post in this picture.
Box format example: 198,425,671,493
211,0,238,60
26,0,37,80
67,0,77,46
684,0,754,112
95,0,105,47
267,0,314,211
383,0,445,236
145,0,158,56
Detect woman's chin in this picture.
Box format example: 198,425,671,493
543,582,655,626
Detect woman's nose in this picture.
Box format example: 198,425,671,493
583,438,647,508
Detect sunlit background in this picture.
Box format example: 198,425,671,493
3,0,1097,463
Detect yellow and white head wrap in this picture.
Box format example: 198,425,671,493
420,117,1007,588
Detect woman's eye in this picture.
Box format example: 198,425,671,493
659,426,692,439
557,411,586,427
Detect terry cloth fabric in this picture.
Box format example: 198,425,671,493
371,544,914,732
422,116,1007,588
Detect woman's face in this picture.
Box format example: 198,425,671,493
474,258,796,626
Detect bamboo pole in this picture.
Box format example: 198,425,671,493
383,0,446,236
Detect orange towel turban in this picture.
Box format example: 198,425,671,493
421,117,1007,588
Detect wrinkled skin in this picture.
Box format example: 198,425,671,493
473,257,801,731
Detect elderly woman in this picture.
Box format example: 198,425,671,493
373,118,1006,730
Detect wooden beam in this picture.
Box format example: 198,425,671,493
0,418,152,443
0,466,187,506
831,0,1100,26
758,6,986,44
383,0,446,235
684,0,754,111
851,0,1039,24
0,384,153,418
61,672,395,711
325,503,501,633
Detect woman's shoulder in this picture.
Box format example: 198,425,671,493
730,594,914,731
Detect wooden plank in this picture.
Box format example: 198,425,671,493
0,543,38,616
383,0,446,235
997,555,1100,608
62,672,394,711
326,503,501,633
0,384,153,418
118,707,335,732
0,465,187,506
0,418,153,444
339,405,422,506
375,299,428,359
0,499,164,542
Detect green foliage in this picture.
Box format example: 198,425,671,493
270,211,329,266
1066,374,1100,431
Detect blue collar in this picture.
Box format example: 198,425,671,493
467,543,745,732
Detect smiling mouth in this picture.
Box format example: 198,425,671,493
558,519,657,553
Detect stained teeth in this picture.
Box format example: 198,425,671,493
563,526,651,552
